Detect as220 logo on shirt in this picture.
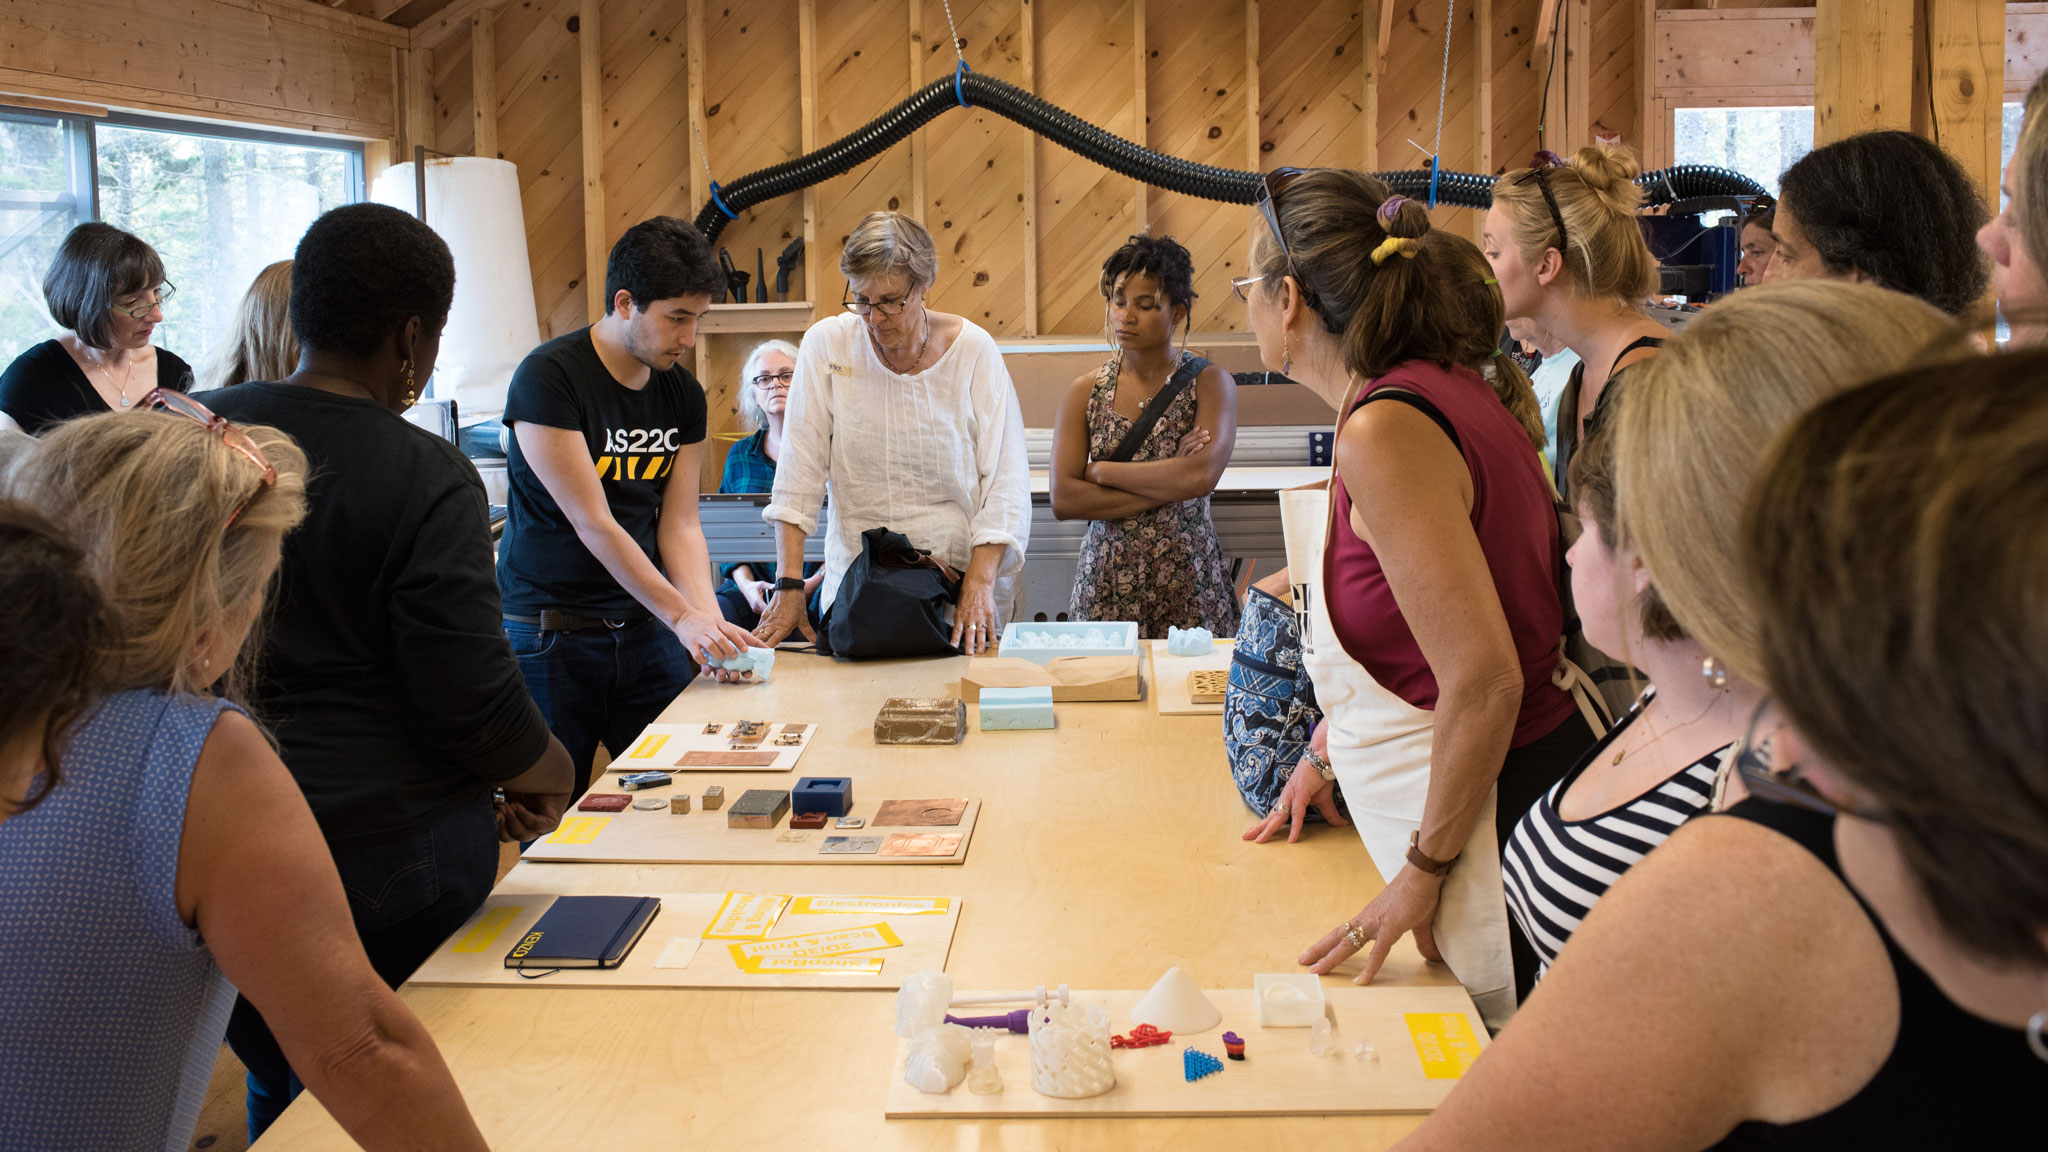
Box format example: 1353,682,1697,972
595,426,681,482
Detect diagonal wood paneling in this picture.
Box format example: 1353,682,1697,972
814,0,916,315
1259,0,1369,172
1491,0,1546,174
1147,0,1252,331
1035,0,1143,336
1381,0,1482,234
1590,0,1637,145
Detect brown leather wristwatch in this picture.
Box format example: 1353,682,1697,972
1406,830,1457,877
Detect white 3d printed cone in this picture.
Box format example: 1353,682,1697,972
1128,966,1222,1034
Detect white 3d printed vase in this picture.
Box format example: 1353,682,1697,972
1027,1001,1116,1099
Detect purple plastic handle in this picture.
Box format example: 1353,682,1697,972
944,1008,1033,1034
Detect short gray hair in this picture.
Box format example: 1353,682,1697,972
840,211,937,294
736,338,800,431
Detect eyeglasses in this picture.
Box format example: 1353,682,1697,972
843,293,910,317
1730,697,1889,823
1254,168,1319,312
751,369,794,388
110,282,176,318
1229,275,1264,303
140,388,279,531
1512,156,1570,257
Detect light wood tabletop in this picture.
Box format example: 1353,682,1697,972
257,651,1461,1150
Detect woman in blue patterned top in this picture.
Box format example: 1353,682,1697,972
0,403,489,1151
717,338,821,631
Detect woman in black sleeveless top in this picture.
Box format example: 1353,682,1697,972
1393,350,2048,1150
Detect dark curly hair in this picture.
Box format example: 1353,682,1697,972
606,216,725,313
0,501,106,817
290,203,455,356
1098,233,1198,318
1778,131,1989,316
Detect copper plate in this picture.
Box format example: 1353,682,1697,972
872,798,968,827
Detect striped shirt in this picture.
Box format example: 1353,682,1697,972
1502,702,1730,974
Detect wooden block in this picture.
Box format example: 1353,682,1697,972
413,891,962,991
702,786,725,810
884,986,1488,1117
728,789,791,829
669,794,692,814
1187,670,1229,705
1152,639,1236,716
874,698,966,744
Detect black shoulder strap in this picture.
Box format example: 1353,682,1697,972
1356,388,1462,453
1106,355,1211,463
1608,335,1665,378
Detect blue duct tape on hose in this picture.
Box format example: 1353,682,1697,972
1426,157,1441,210
692,71,1769,241
709,182,739,221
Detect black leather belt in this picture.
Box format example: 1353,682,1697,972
504,611,642,631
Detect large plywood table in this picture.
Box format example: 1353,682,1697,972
258,652,1468,1151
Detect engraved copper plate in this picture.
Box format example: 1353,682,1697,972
677,751,780,767
879,832,963,857
872,798,968,827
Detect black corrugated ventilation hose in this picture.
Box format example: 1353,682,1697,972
694,70,1768,241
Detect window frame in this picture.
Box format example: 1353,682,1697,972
96,110,367,204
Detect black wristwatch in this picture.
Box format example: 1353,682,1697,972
774,577,805,592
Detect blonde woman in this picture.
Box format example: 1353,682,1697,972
755,211,1030,654
200,259,298,390
1980,74,2048,344
717,338,821,630
1484,146,1670,502
0,401,489,1151
1395,281,1982,1150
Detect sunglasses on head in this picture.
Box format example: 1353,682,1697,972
1255,168,1318,309
1731,697,1889,823
1512,152,1571,258
140,389,278,531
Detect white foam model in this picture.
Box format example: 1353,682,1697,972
1128,965,1222,1034
903,1023,973,1094
1027,1001,1115,1099
1254,972,1328,1027
371,158,539,429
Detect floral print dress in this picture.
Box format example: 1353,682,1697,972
1070,351,1240,638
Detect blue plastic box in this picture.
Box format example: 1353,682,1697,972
995,621,1140,664
978,686,1056,730
791,776,852,818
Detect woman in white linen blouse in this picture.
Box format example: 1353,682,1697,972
753,211,1030,654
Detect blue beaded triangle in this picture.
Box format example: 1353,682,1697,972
1183,1048,1224,1082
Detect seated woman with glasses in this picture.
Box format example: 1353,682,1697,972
201,203,572,1140
1390,282,2006,1151
753,211,1030,654
715,338,821,631
1485,147,1671,501
0,222,193,435
1050,233,1240,639
1237,169,1589,1029
0,396,491,1151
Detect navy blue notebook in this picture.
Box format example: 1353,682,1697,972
504,895,661,972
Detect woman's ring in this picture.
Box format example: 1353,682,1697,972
1343,922,1368,950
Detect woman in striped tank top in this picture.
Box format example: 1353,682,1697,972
1499,413,1754,975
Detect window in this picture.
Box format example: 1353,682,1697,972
0,107,362,370
2002,100,2026,204
1673,106,1814,196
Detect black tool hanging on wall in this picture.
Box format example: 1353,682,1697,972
755,249,768,303
774,237,805,302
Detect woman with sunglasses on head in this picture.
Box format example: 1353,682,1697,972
0,398,490,1151
1391,281,1991,1151
201,202,572,1140
1051,233,1239,638
754,211,1030,655
0,222,193,435
1238,169,1593,1028
715,338,822,631
1485,146,1671,501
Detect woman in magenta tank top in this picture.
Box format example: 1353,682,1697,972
1240,169,1597,1024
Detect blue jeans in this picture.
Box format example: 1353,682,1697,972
505,615,699,797
224,793,500,1141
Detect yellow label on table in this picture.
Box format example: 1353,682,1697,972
1406,1012,1481,1080
788,896,951,916
737,954,885,975
625,733,670,760
726,921,904,965
451,905,523,953
701,892,791,940
546,816,610,844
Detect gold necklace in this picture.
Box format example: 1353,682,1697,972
86,347,136,408
1612,690,1722,767
872,310,931,375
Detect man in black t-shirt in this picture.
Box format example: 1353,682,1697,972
499,217,760,792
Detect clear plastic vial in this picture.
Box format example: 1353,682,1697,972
967,1028,1003,1094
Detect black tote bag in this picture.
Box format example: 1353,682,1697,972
817,527,963,660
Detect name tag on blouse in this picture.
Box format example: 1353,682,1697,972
826,361,852,376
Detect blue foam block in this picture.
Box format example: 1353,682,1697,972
707,646,776,679
1166,626,1214,656
978,686,1055,731
791,776,852,818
